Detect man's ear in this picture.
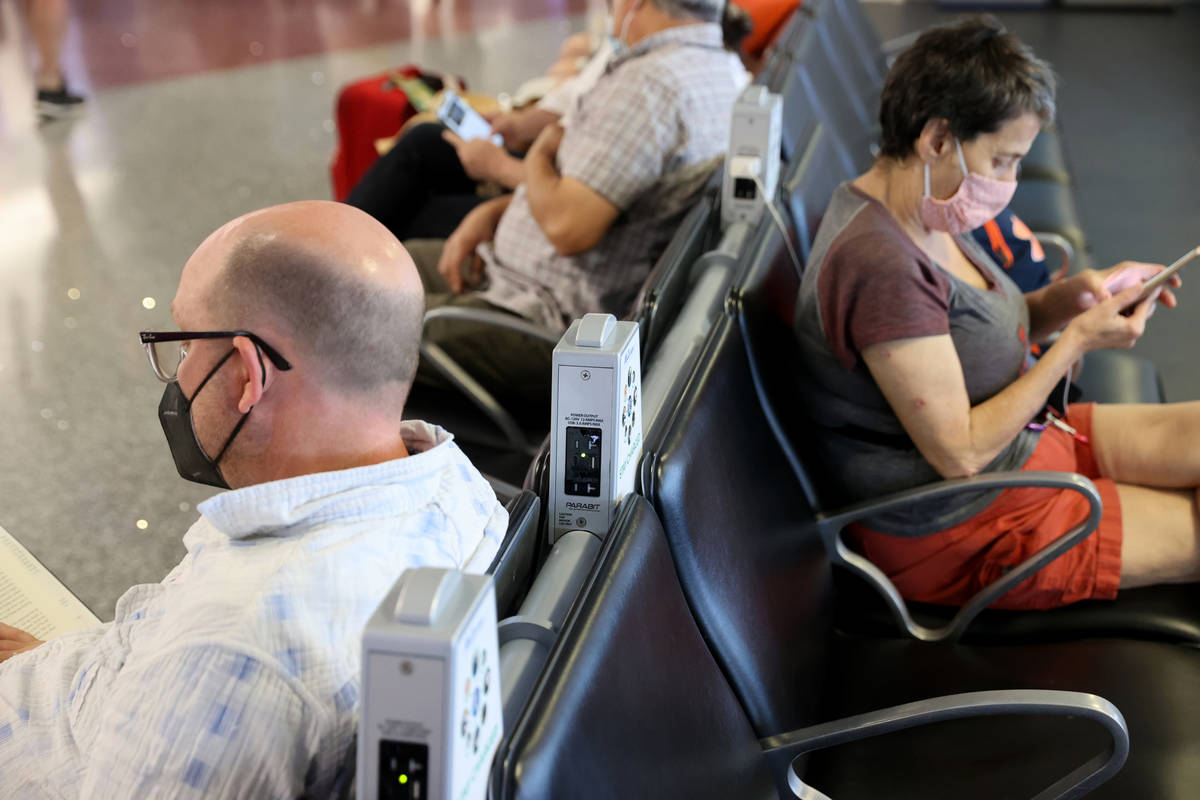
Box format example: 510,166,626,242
915,118,952,163
230,336,266,414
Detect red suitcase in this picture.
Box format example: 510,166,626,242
330,67,443,202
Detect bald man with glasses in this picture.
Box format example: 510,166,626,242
0,201,505,798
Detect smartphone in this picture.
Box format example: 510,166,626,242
437,90,502,146
1131,245,1200,306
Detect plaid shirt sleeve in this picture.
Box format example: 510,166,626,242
78,643,323,798
557,67,678,211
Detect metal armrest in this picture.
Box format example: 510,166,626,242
1034,231,1076,280
419,307,558,456
760,690,1128,800
420,341,535,455
817,471,1102,642
424,306,561,344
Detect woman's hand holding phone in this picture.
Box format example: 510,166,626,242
1102,254,1190,315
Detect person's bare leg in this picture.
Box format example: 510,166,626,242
27,0,69,91
1116,483,1200,588
1091,402,1200,488
1089,402,1200,586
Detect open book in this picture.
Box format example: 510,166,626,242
0,525,101,639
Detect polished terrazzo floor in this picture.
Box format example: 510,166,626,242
1,1,1197,618
1,0,600,617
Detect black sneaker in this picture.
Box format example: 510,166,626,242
36,84,86,119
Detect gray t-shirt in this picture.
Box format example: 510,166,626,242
794,182,1041,534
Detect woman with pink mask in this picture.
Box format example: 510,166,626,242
794,16,1196,610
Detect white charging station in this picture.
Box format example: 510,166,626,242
359,569,502,800
721,85,783,230
548,313,642,543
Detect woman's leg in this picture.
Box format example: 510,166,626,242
1091,402,1200,487
1089,402,1200,586
1115,483,1200,588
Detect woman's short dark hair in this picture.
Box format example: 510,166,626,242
877,15,1057,160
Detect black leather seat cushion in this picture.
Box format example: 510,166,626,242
808,634,1200,799
492,497,778,800
834,568,1200,644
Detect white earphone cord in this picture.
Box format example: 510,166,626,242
1063,362,1072,415
752,175,802,276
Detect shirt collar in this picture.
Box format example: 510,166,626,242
196,420,458,540
608,22,724,72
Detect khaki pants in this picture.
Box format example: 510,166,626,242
405,239,553,426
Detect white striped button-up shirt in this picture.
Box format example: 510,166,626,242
0,421,505,798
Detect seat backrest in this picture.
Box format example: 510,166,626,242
640,301,832,737
768,5,810,60
633,191,719,360
825,0,887,92
789,17,877,172
761,47,821,165
735,190,846,515
806,0,885,121
488,490,543,618
491,495,778,800
783,123,856,261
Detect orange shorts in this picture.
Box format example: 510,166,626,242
852,403,1123,610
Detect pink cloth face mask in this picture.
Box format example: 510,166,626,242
919,139,1017,235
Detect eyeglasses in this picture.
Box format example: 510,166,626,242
139,330,292,383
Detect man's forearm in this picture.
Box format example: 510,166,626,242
477,193,515,228
495,154,526,190
524,147,563,232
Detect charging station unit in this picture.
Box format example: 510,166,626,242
359,569,501,800
721,85,783,230
548,313,642,543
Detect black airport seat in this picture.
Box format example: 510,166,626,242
490,495,782,800
758,31,821,166
408,183,719,488
832,567,1200,645
826,0,888,87
636,294,1200,796
631,190,720,361
741,183,1199,646
809,633,1200,799
487,489,543,619
491,493,1128,800
789,18,877,172
805,0,885,123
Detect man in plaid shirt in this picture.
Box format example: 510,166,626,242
407,0,746,417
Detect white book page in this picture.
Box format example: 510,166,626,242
0,525,101,640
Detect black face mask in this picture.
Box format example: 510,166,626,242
157,349,253,489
